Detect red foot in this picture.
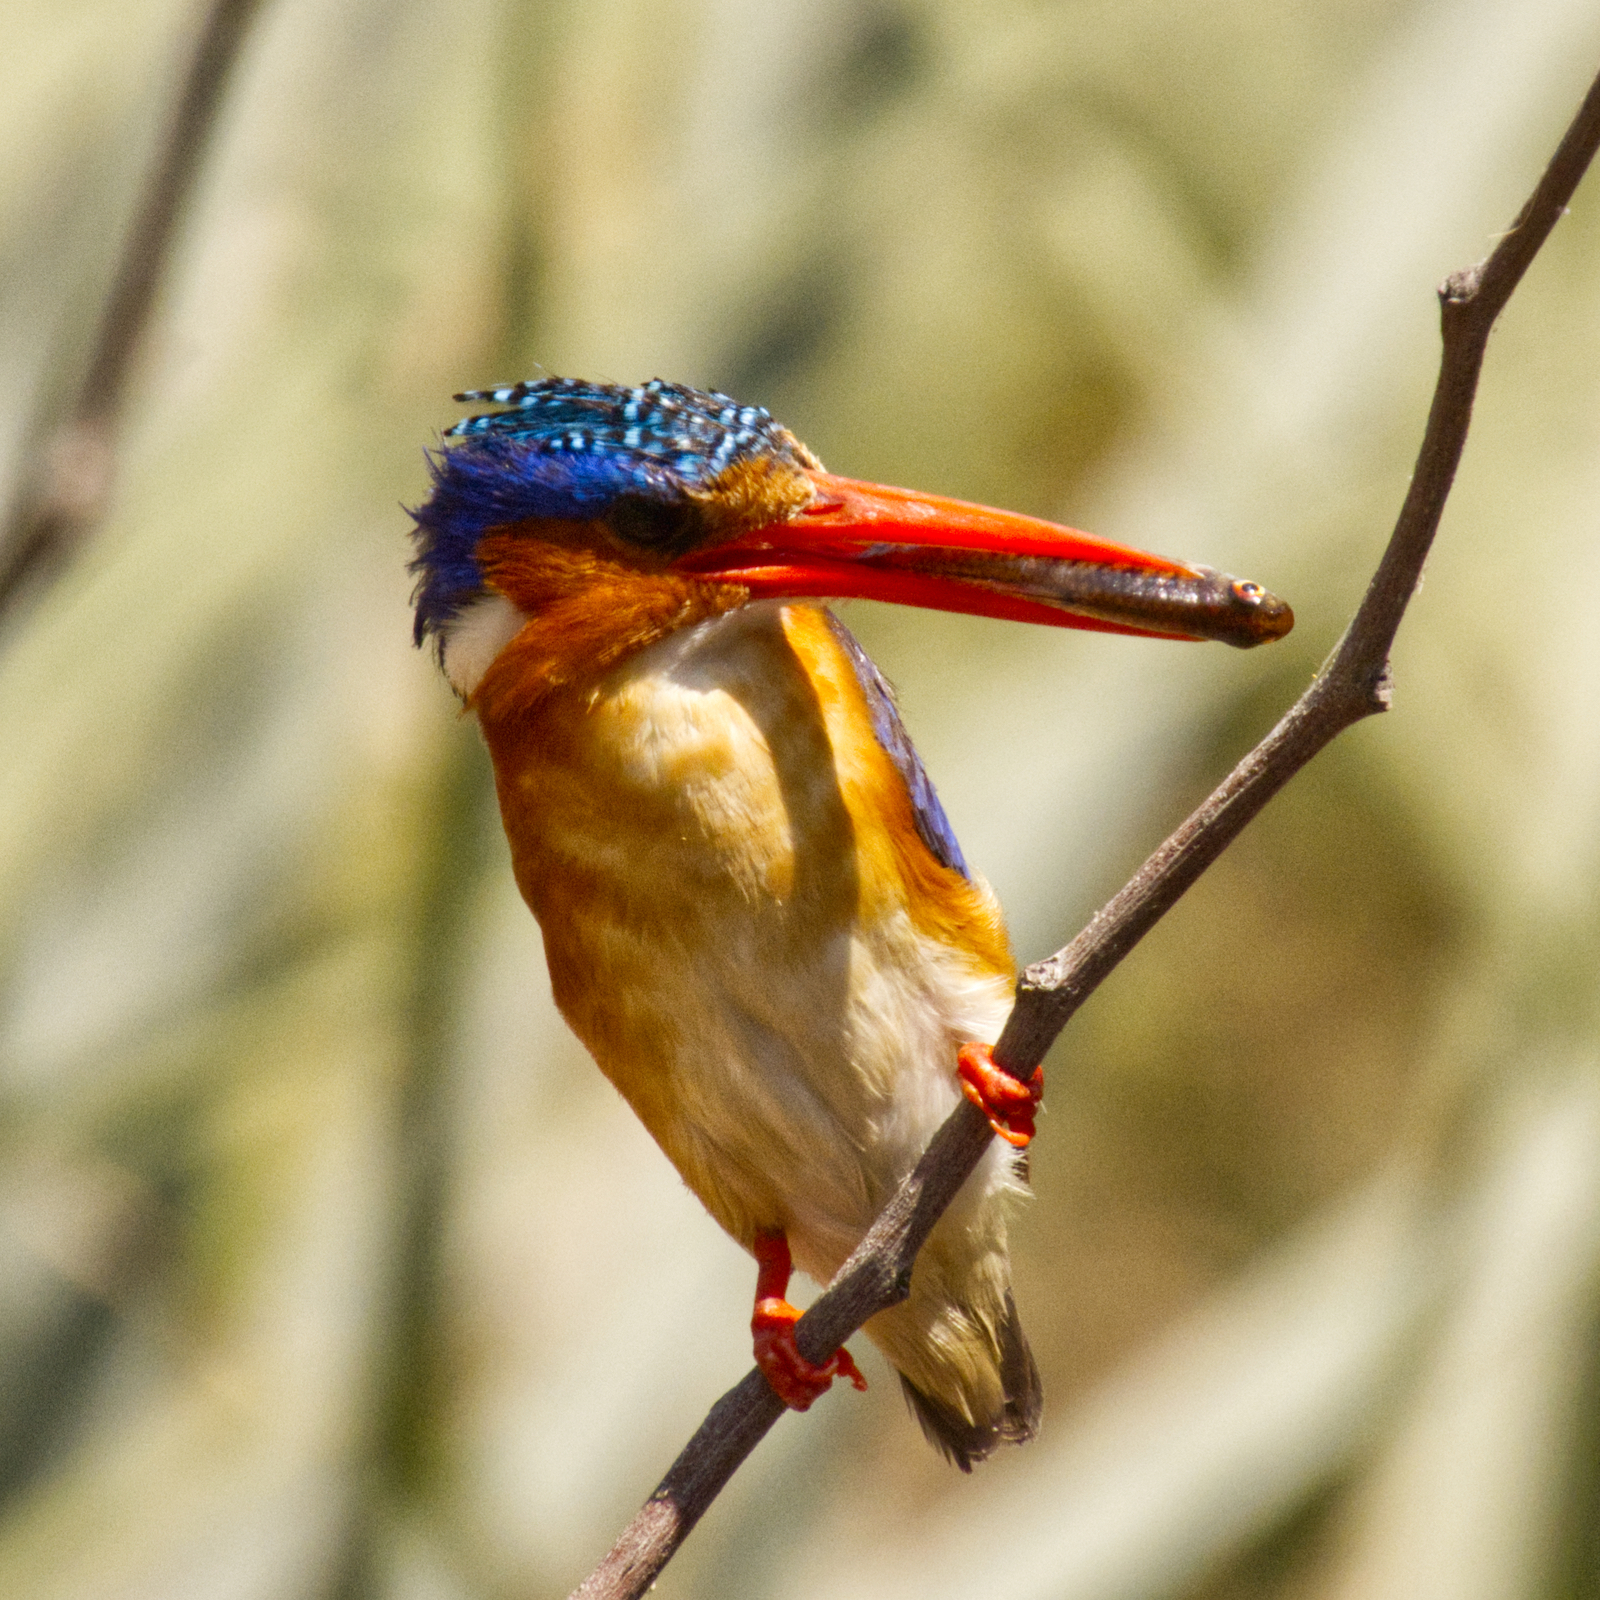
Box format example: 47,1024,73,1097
751,1232,867,1411
957,1042,1043,1148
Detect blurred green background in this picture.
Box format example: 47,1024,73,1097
2,2,1599,1597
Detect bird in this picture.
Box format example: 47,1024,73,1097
407,375,1292,1468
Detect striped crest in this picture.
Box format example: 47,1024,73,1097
408,377,815,644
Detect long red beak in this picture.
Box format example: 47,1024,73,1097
674,473,1293,648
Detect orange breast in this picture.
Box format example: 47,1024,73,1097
474,600,1013,1242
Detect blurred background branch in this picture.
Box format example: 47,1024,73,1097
0,0,266,628
2,5,1600,1600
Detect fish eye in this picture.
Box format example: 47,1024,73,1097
1233,580,1263,601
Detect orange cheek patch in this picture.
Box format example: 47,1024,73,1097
468,533,749,724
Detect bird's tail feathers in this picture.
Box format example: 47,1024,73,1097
864,1210,1041,1472
896,1290,1040,1471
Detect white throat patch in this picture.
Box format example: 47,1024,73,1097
439,592,527,698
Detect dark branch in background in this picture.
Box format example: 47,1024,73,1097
0,0,266,629
569,64,1600,1600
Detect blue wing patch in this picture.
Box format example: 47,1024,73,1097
824,612,970,879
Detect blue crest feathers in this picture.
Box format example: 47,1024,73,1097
407,377,814,644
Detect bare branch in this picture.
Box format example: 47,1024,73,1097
0,0,266,628
569,61,1600,1600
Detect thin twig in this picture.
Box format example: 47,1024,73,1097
0,0,266,627
569,61,1600,1600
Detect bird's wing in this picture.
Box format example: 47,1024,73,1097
823,611,970,879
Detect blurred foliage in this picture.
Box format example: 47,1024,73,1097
1,2,1599,1598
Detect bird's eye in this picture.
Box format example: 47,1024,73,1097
605,495,706,553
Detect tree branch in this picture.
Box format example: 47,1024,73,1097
0,0,266,628
569,61,1600,1600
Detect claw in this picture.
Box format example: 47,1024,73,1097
957,1041,1043,1147
751,1232,867,1410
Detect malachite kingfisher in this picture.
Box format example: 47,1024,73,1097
407,377,1291,1469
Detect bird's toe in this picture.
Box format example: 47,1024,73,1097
752,1297,867,1410
957,1041,1042,1147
